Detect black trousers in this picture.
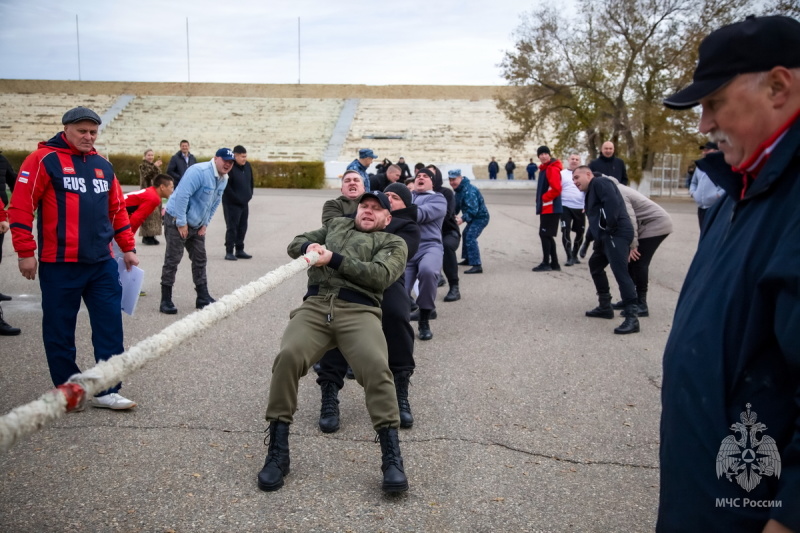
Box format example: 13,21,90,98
560,207,586,255
316,280,415,389
223,202,249,253
588,233,637,304
442,230,460,286
628,234,668,295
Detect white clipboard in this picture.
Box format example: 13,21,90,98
112,241,144,316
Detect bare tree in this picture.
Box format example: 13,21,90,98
497,0,752,181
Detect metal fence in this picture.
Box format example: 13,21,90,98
650,153,684,197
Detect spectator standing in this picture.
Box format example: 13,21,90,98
138,148,164,245
488,157,499,180
397,157,412,181
689,141,725,229
532,146,563,272
9,106,139,408
505,157,516,180
0,150,18,303
526,158,538,180
0,196,20,335
222,145,255,261
560,153,586,266
589,141,629,185
166,139,196,188
159,148,232,315
346,148,376,192
449,169,489,274
659,15,800,531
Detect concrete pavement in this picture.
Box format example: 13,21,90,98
0,188,700,532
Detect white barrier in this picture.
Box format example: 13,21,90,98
0,252,319,454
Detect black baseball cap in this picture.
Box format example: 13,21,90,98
359,191,391,211
664,15,800,110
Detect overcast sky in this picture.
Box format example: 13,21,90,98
0,0,544,86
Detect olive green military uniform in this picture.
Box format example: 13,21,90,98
266,217,408,430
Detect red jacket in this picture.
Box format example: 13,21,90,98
0,197,6,222
536,159,563,215
124,186,161,234
9,132,135,262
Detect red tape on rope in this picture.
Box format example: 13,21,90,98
56,383,86,412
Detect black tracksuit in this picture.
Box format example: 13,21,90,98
584,176,636,304
222,161,254,253
316,205,421,387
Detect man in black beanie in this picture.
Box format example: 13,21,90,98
222,145,254,261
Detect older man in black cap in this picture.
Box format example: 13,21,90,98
659,15,800,533
9,106,140,409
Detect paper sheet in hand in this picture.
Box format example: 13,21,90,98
117,258,144,316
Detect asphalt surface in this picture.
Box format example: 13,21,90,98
0,188,700,533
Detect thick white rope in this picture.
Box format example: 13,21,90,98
0,252,318,453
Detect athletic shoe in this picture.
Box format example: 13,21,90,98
92,393,137,410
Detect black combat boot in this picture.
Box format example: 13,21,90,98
564,239,575,266
443,284,461,302
195,284,216,309
159,285,177,315
376,427,409,493
612,300,625,310
393,372,414,429
257,421,291,491
418,309,433,341
318,381,340,433
586,292,614,319
621,291,649,317
410,309,436,321
0,307,21,336
571,243,582,265
614,305,641,334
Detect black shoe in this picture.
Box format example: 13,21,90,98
225,253,237,261
585,305,615,319
615,307,641,334
565,256,576,267
458,259,470,266
531,263,552,272
195,284,216,309
151,237,160,245
621,301,649,318
142,236,158,245
611,300,625,310
437,276,446,287
410,309,437,321
0,309,20,336
394,372,414,429
318,382,340,433
464,266,483,274
443,285,461,302
258,421,291,491
235,250,252,259
417,324,432,341
376,427,408,493
550,263,561,271
159,285,178,315
346,366,356,380
0,293,12,301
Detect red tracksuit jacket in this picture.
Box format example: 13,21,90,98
124,186,161,234
9,132,135,262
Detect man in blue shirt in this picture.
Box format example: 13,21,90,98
160,148,232,314
346,148,376,192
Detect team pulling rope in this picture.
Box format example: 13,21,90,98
0,251,319,454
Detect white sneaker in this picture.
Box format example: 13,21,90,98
91,393,137,410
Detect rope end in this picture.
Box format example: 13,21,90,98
56,383,87,412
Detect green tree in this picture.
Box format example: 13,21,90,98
497,0,753,182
